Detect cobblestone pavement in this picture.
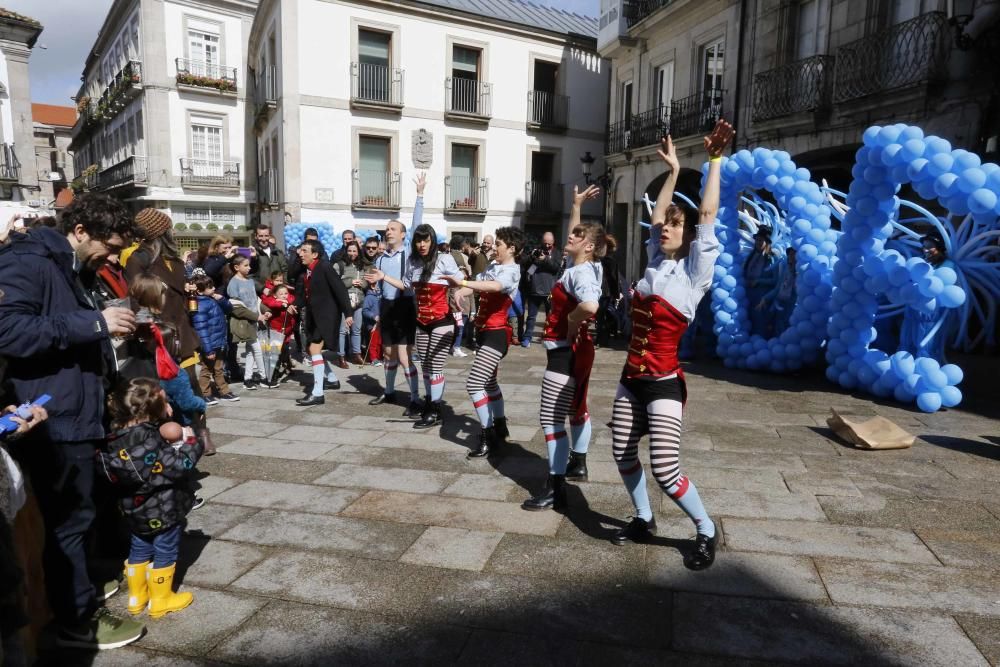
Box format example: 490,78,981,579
75,342,998,666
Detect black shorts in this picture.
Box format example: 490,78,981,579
619,375,687,404
304,310,324,345
476,328,509,357
545,345,574,375
379,297,416,346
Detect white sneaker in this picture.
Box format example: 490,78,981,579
452,349,468,358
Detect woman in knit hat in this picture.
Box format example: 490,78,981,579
123,209,216,455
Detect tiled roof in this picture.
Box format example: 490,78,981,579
32,103,76,127
0,7,41,27
413,0,597,38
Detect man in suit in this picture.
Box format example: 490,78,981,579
295,239,354,406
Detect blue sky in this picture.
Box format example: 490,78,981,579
17,0,598,106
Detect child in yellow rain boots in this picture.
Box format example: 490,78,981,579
99,378,204,619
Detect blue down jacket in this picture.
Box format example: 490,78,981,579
190,294,231,353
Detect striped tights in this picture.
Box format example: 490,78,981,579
466,343,505,427
415,321,454,402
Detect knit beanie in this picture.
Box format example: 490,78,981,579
135,208,172,240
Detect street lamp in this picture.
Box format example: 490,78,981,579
580,151,611,187
948,0,975,50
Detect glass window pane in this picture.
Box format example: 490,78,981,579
359,29,390,66
359,136,389,173
453,46,479,74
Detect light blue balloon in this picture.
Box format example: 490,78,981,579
941,364,964,384
916,392,943,413
939,285,966,308
939,385,962,408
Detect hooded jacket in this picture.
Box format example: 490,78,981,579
0,227,112,443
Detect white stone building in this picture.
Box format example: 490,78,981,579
0,9,42,207
32,103,76,208
69,0,258,248
248,0,609,247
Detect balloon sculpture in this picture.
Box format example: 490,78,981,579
283,222,343,257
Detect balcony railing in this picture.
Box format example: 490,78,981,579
352,169,401,209
180,158,240,189
97,155,147,191
623,0,674,29
257,168,279,206
351,63,403,108
446,78,492,119
525,181,563,214
632,104,671,148
446,176,488,212
0,144,20,182
95,60,143,123
254,66,277,117
175,58,237,93
833,11,949,104
669,89,725,139
753,55,834,122
606,116,631,155
527,91,568,129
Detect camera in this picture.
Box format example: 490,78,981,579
532,248,544,259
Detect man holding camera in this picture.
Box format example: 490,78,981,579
468,234,494,278
250,223,288,293
521,231,560,348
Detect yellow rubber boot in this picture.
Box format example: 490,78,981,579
147,564,193,619
124,561,150,615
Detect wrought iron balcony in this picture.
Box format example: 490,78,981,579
175,58,237,93
525,181,564,214
97,155,147,191
669,89,725,139
352,169,401,209
753,55,834,122
445,176,489,212
633,105,671,148
606,117,631,155
445,78,492,121
623,0,674,29
351,63,403,109
95,60,143,123
0,144,19,182
254,66,278,118
180,158,240,189
257,168,279,206
833,11,949,104
527,91,568,129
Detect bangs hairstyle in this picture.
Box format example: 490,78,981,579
573,221,609,260
108,377,168,429
663,204,699,236
410,223,439,283
129,273,166,310
193,276,215,292
495,226,526,255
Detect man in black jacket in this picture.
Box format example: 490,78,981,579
250,223,288,293
521,231,561,347
0,193,145,649
295,239,354,406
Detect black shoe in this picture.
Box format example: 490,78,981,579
414,401,441,429
324,379,341,391
296,394,325,407
219,392,240,402
204,395,219,406
369,393,397,406
243,378,258,391
493,417,509,441
403,400,424,419
685,532,718,571
565,452,588,481
467,427,494,459
612,516,657,546
521,474,567,511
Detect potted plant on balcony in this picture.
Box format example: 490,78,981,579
362,195,388,207
453,197,477,210
69,164,99,192
188,223,203,231
206,223,219,231
173,223,188,231
76,96,91,114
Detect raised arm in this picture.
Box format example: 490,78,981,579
651,136,680,227
698,119,734,225
412,172,426,227
570,184,601,230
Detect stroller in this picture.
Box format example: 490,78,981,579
257,310,290,385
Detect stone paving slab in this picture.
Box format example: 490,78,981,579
684,449,808,472
647,551,829,603
90,647,217,666
198,452,338,484
722,518,940,564
313,463,459,494
955,615,1000,666
685,466,790,496
915,528,1000,569
399,526,504,571
782,471,863,497
817,559,1000,616
485,533,646,583
693,489,827,521
671,592,988,665
268,425,375,445
442,473,518,501
220,509,424,560
177,538,267,587
217,436,340,460
184,503,259,538
818,495,1000,531
191,474,239,500
341,489,564,536
203,417,290,437
211,479,364,514
367,431,472,453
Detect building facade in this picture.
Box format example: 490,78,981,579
248,0,609,247
32,103,75,207
69,0,257,249
0,9,42,206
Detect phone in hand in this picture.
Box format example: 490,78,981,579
236,247,253,258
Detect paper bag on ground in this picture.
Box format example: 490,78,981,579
826,409,915,450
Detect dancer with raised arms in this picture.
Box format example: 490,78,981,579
610,119,733,571
444,226,526,458
522,186,606,512
367,223,462,429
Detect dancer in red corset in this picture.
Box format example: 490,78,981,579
610,119,733,571
522,185,606,512
367,223,462,429
445,226,526,458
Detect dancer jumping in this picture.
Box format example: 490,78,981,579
610,119,733,571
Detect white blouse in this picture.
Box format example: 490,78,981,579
636,224,720,323
478,261,520,296
403,253,461,288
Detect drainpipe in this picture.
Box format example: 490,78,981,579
733,0,749,149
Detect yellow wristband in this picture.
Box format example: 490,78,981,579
709,156,722,163
461,279,467,287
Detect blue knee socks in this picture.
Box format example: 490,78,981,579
429,374,445,402
544,426,570,474
404,365,419,399
667,475,715,537
569,416,592,455
383,361,398,396
470,391,492,427
310,355,325,397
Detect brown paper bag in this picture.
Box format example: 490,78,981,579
826,409,915,450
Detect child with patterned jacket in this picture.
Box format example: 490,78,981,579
98,378,203,619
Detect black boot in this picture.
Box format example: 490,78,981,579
565,452,588,481
521,474,567,512
493,417,509,441
403,398,424,419
467,427,494,459
612,516,657,546
685,533,718,571
414,401,441,429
